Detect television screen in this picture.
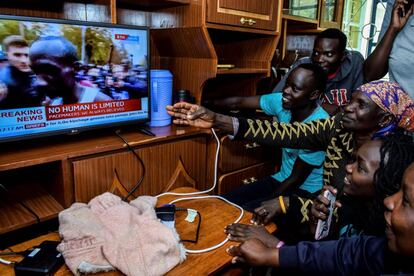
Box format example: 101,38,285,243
0,15,149,142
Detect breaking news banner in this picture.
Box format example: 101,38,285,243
0,98,147,138
45,99,141,120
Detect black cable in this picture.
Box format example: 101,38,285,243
175,208,201,244
0,184,40,224
114,130,145,201
0,250,27,256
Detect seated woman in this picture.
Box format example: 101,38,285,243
167,80,414,230
224,133,414,247
312,133,414,238
226,161,414,275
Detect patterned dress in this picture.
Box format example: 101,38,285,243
235,113,354,224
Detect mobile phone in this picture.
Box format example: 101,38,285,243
314,190,336,240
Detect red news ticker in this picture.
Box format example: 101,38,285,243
115,34,129,40
45,99,142,121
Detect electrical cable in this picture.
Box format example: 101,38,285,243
0,251,26,256
0,248,22,266
156,128,245,254
0,184,40,224
114,130,145,201
0,257,15,265
156,128,221,197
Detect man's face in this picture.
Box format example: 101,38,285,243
282,67,318,110
7,45,31,72
312,38,344,75
30,57,76,99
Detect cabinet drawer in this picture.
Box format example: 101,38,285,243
207,0,280,31
218,162,276,194
219,135,278,173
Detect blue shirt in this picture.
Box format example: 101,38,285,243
260,93,328,193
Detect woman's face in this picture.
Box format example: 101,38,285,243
343,140,382,197
384,163,414,256
342,91,385,132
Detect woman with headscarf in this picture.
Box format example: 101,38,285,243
166,80,414,232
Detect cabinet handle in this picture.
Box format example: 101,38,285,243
245,142,260,149
242,177,258,185
242,178,251,185
248,19,256,25
240,17,256,25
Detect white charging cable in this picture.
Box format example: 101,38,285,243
156,128,244,254
156,128,221,197
0,257,14,265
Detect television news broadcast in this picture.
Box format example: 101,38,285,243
0,15,149,142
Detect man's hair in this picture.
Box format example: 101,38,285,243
2,35,29,51
31,36,78,65
295,63,327,94
316,28,347,52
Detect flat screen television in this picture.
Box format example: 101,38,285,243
0,15,150,143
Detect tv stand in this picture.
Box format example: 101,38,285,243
0,125,210,238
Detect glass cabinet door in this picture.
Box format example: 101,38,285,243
319,0,344,29
283,0,319,19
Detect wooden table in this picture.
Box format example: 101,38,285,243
0,188,276,275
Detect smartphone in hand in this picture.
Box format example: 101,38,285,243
314,190,336,240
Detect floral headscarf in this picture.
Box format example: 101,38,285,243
357,80,414,136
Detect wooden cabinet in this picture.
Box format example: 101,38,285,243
150,0,281,104
0,126,208,239
215,135,279,195
149,0,283,195
0,163,65,235
206,0,280,31
0,0,282,243
219,136,276,173
73,137,206,202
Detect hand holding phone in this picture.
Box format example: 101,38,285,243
314,189,336,240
